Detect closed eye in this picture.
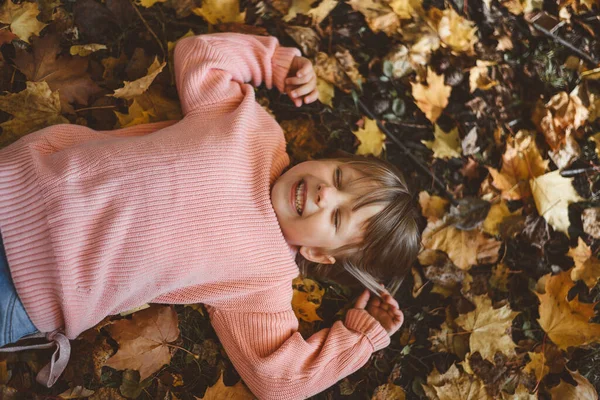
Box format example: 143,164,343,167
333,167,342,232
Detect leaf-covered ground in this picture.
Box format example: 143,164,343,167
1,0,600,399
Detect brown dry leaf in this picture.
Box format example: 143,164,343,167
418,191,450,222
280,118,325,162
500,385,537,399
346,0,400,36
135,86,182,121
420,249,471,296
112,57,166,99
0,0,47,43
14,33,102,113
192,0,245,24
530,170,583,236
590,132,600,156
59,386,95,399
469,60,498,93
455,295,519,361
422,220,501,270
487,130,549,200
548,370,598,399
102,52,129,81
389,0,422,19
0,81,69,148
422,125,462,159
523,351,550,382
285,26,320,57
411,67,451,124
500,0,542,15
292,276,325,322
483,201,522,236
371,383,406,399
314,51,363,93
428,320,469,359
532,90,588,168
198,371,255,399
104,305,180,380
568,237,600,289
535,270,600,350
489,263,510,292
283,0,338,24
353,118,386,157
422,364,492,400
582,207,600,239
88,387,127,400
69,44,107,57
430,7,477,54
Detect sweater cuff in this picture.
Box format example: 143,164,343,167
344,309,390,352
272,46,301,93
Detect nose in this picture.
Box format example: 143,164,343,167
316,183,346,208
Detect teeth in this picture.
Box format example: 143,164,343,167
295,181,304,215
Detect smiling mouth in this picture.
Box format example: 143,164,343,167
292,179,306,215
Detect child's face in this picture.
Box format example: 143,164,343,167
271,160,384,264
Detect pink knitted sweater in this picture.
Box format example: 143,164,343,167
0,33,390,399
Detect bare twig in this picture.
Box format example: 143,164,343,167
530,21,600,66
130,0,166,60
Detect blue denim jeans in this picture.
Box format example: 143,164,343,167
0,233,38,347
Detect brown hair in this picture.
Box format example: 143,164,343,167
296,151,422,297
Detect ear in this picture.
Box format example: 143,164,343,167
299,246,336,264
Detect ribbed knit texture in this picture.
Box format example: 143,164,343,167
0,33,390,399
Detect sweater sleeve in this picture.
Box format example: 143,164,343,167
203,305,390,400
174,32,301,115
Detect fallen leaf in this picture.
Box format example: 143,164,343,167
455,295,519,361
314,51,363,93
14,34,102,113
411,67,451,124
535,270,600,350
285,26,320,57
500,385,537,399
530,170,583,236
422,125,462,159
590,132,600,156
388,0,422,20
280,118,325,162
383,45,413,79
371,382,405,399
418,191,450,222
69,44,107,57
192,0,245,24
334,50,364,90
292,276,325,322
422,363,492,400
469,60,498,93
568,237,600,289
0,81,69,148
422,220,501,270
88,387,127,400
352,118,386,157
199,371,255,399
483,201,522,236
114,98,155,128
431,7,477,54
59,386,95,399
487,130,549,200
112,57,167,99
523,351,549,382
0,29,17,45
548,370,598,399
0,0,47,43
316,78,334,107
461,127,480,156
428,320,469,359
137,0,168,8
346,0,400,36
582,207,600,239
500,0,543,15
119,370,152,399
104,305,180,380
489,263,510,292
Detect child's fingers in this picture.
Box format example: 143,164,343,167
297,62,313,78
354,288,370,309
290,77,316,99
285,74,312,86
304,89,319,104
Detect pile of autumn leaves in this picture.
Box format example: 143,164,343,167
0,0,600,398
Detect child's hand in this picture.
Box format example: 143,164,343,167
285,56,318,107
353,287,404,337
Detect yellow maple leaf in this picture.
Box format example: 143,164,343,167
569,237,600,289
353,118,386,157
455,295,519,361
422,220,501,270
428,321,469,359
284,0,338,25
500,0,543,15
199,371,255,399
535,270,600,350
411,67,451,124
314,51,363,93
500,385,537,400
69,44,107,57
137,0,167,8
388,0,423,19
548,370,598,399
422,364,492,400
523,351,550,382
530,170,583,236
0,81,69,148
346,0,400,36
482,201,522,236
422,125,462,159
112,57,166,100
292,277,325,322
192,0,246,25
316,78,334,107
431,7,477,54
114,99,155,128
487,130,549,200
0,1,47,43
418,191,450,222
469,60,498,93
